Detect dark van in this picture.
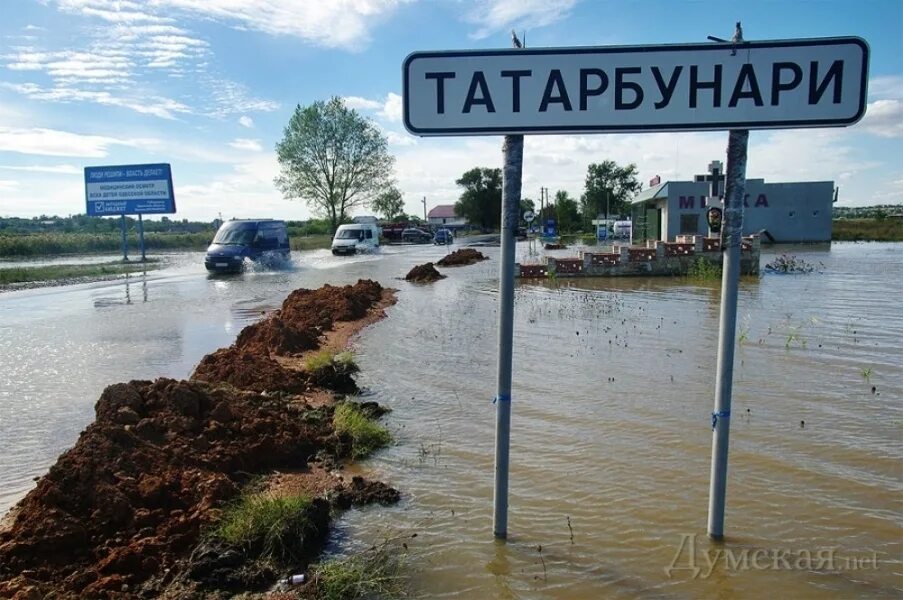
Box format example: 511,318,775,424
204,219,291,272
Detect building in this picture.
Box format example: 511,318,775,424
631,162,834,243
427,205,467,229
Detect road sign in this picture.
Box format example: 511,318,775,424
403,37,868,136
523,210,535,222
85,163,175,216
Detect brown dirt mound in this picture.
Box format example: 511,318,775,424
0,280,398,599
280,279,383,328
436,248,488,267
235,317,320,356
405,262,445,282
332,476,401,509
192,346,310,393
0,378,329,597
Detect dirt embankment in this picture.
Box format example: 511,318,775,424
0,280,397,599
405,262,445,283
436,248,488,267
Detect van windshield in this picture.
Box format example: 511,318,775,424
213,223,256,245
336,229,364,239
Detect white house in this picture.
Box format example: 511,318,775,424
427,205,467,229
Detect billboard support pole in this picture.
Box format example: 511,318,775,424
120,215,129,262
138,214,146,262
493,31,524,541
707,126,749,540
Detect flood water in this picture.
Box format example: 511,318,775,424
1,242,900,599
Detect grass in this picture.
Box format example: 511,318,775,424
213,491,318,561
333,402,392,459
832,218,903,241
305,350,359,376
0,231,333,257
0,259,161,285
687,256,722,280
309,540,408,600
0,232,211,257
291,234,333,251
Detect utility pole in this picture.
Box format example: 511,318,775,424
707,22,750,542
493,32,524,540
422,196,427,222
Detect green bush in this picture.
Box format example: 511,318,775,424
333,402,392,459
311,543,407,600
687,256,722,280
213,492,318,561
831,218,903,241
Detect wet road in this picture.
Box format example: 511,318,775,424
1,242,901,599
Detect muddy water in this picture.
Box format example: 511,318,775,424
1,242,901,598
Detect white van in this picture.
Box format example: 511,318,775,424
331,223,380,255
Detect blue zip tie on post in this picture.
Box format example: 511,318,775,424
493,394,511,404
712,410,730,430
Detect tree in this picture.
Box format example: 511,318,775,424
454,167,502,230
553,190,582,233
275,97,394,233
581,161,642,221
371,186,405,221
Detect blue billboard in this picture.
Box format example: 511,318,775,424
85,163,175,216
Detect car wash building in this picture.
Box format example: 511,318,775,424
631,162,835,244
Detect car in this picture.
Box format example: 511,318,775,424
433,228,454,245
205,219,291,272
331,223,380,255
401,227,433,244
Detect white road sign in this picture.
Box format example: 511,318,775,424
403,38,868,136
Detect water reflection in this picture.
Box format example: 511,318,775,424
1,243,901,599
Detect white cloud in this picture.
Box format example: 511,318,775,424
0,126,139,157
384,129,416,146
229,138,263,152
466,0,577,39
2,83,191,120
343,96,383,111
0,164,81,174
0,180,20,191
381,92,403,122
859,99,903,138
343,92,403,122
207,78,280,116
52,0,407,50
869,75,903,100
238,115,254,128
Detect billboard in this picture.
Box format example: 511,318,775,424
85,163,175,216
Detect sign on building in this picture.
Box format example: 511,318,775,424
403,38,868,136
85,163,176,216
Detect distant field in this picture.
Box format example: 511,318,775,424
832,218,903,241
0,260,162,285
0,232,333,257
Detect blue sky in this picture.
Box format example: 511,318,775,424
0,0,900,221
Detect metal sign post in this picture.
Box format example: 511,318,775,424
402,29,869,543
707,129,748,540
119,215,128,261
138,214,146,262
